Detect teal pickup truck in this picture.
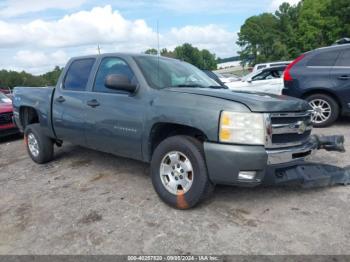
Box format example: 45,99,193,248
13,54,349,209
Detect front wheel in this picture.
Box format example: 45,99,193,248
306,94,339,127
24,124,54,164
151,136,214,209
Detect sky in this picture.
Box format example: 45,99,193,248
0,0,301,74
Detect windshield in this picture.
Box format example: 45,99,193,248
134,56,222,89
0,93,11,103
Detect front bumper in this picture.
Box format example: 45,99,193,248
204,135,347,186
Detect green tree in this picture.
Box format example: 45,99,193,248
237,13,282,65
144,48,158,55
144,45,217,69
42,66,63,86
174,43,217,70
237,0,350,65
160,48,175,58
0,66,62,89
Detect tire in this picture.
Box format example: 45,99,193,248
151,135,214,209
24,124,54,164
306,94,339,128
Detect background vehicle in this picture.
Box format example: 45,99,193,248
226,66,286,95
12,54,346,209
283,43,350,127
252,61,291,72
0,87,13,100
0,92,18,137
202,70,226,86
214,72,240,83
202,70,240,86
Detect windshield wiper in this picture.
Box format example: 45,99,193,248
171,84,227,89
171,84,206,88
208,85,228,89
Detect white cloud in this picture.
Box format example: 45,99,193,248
0,5,237,73
108,0,266,15
0,6,158,48
13,50,68,74
167,25,237,58
269,0,301,11
0,0,86,17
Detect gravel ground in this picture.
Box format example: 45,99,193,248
0,118,349,255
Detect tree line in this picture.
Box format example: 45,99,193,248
0,66,62,89
145,43,217,70
237,0,350,65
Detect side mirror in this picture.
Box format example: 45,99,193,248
104,74,137,93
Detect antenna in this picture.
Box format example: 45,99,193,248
97,44,101,54
157,20,160,56
156,20,160,84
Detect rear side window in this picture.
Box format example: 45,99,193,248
307,50,341,67
335,49,350,66
64,58,95,91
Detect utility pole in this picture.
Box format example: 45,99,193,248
97,44,101,54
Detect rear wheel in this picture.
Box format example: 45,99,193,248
151,136,214,209
306,94,339,127
24,124,54,164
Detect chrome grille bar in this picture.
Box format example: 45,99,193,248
265,111,313,149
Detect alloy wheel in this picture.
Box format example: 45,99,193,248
159,151,194,195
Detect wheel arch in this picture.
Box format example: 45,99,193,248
19,106,40,130
301,89,342,111
146,122,208,162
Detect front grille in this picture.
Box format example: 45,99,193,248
266,112,313,148
0,112,13,125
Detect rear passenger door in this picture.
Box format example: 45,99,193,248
84,56,144,160
332,48,350,110
52,58,96,145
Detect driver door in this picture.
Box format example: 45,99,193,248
84,56,144,160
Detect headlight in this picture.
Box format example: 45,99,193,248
219,111,266,145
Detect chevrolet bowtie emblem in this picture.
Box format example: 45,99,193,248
293,121,307,134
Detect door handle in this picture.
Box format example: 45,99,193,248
87,99,100,108
55,96,65,103
338,75,350,80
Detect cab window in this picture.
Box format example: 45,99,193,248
94,57,137,93
64,58,95,91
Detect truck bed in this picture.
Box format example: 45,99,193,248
13,86,55,138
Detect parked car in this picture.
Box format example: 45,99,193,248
214,72,240,83
0,92,18,137
13,54,347,209
202,70,226,86
226,66,287,95
252,61,291,73
283,43,350,127
202,70,240,86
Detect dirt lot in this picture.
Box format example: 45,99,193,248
0,119,349,255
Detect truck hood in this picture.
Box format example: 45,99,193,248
167,88,310,112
